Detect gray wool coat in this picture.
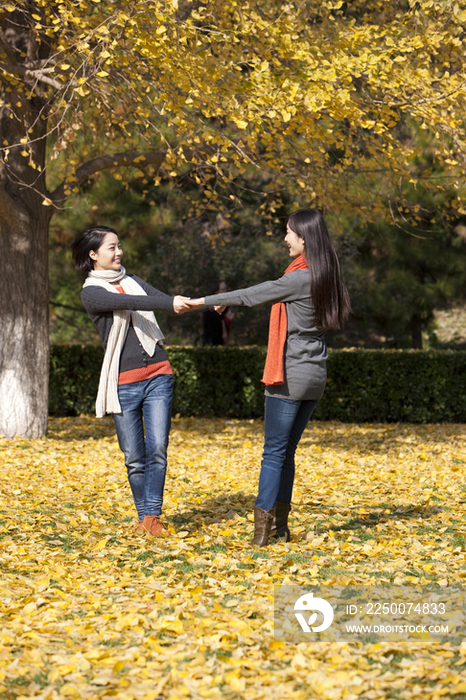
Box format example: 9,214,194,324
205,269,327,401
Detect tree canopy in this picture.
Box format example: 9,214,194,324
3,0,466,218
3,0,466,437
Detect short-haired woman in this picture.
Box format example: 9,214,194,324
71,226,190,537
187,210,351,546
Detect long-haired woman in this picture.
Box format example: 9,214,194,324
71,226,190,537
188,209,351,546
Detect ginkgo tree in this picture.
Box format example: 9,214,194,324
1,0,466,438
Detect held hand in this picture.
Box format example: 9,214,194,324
214,305,226,314
185,297,205,308
173,295,192,314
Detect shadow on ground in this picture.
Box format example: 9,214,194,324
169,491,443,537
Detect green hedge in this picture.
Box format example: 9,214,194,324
49,346,466,423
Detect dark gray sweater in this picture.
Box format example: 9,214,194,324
81,275,175,373
205,269,327,401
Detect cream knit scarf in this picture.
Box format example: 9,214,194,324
83,267,164,417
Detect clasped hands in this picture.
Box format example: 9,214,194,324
173,295,225,315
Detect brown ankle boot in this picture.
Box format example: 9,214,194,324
142,514,169,537
251,507,274,547
270,502,291,542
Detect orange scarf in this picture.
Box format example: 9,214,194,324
261,254,309,386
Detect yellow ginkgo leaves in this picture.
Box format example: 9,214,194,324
0,416,466,699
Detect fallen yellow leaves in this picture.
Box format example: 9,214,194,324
1,417,466,699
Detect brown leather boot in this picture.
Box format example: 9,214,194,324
270,502,291,542
142,514,169,537
251,507,274,547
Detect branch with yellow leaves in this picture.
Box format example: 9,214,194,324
49,150,166,206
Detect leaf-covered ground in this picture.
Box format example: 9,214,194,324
1,417,466,700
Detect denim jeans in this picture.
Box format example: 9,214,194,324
255,396,318,511
113,374,173,519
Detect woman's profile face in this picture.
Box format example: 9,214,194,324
89,232,123,271
284,225,305,258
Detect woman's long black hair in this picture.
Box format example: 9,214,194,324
287,209,351,330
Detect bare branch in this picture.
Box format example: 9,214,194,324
0,63,64,90
388,200,432,240
50,150,166,205
50,301,87,313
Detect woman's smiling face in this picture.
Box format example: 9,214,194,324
284,225,305,258
89,232,123,271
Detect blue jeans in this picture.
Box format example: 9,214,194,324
113,374,173,519
255,396,318,511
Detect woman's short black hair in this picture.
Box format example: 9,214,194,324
71,226,118,273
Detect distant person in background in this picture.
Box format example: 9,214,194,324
202,281,231,346
188,210,351,547
222,307,235,345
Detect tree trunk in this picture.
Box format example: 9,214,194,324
0,192,51,438
0,6,53,437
